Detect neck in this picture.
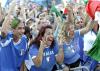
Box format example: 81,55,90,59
65,36,72,44
13,34,21,43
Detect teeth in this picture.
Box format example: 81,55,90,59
49,38,53,41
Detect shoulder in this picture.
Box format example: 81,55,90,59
22,35,27,39
21,35,28,42
29,44,38,50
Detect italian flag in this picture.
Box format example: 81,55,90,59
87,0,100,61
86,0,100,20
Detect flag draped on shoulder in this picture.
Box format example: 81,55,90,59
88,31,100,61
86,0,100,20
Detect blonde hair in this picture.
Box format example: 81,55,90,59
58,21,69,44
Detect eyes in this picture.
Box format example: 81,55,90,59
46,32,53,35
45,29,53,36
77,21,83,24
18,27,25,30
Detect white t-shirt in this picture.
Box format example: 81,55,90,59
84,31,96,51
25,54,34,70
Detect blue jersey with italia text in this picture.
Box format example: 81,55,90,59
29,41,58,71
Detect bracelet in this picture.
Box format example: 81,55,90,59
59,64,66,69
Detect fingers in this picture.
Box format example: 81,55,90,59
41,37,46,44
40,37,47,48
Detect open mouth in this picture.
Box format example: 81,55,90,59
47,37,53,42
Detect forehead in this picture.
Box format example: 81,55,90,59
45,28,53,33
66,24,74,29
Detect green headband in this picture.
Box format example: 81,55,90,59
11,17,20,29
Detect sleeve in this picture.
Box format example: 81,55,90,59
0,31,13,47
22,35,28,50
29,45,39,59
7,31,13,39
0,31,13,40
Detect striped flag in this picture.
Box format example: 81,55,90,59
86,0,100,20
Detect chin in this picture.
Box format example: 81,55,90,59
47,41,52,46
69,36,74,39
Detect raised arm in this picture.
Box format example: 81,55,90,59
80,19,97,35
1,0,16,35
67,3,74,24
0,3,3,20
32,39,46,67
20,0,27,21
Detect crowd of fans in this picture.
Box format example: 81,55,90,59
0,0,100,71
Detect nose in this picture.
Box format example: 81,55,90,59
49,35,53,41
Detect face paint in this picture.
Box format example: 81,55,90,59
11,17,20,29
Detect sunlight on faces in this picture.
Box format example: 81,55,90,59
44,28,54,46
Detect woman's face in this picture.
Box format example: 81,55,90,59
44,28,54,46
75,18,84,29
66,25,74,39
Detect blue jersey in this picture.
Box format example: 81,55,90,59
29,41,58,71
0,32,17,71
63,30,80,64
0,34,2,70
13,35,28,69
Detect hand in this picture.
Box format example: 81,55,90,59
63,66,69,71
67,3,73,11
40,37,47,50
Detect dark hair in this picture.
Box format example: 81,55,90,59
29,25,55,49
97,23,99,32
24,26,32,40
92,23,99,35
0,18,4,27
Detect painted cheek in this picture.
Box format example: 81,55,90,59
69,31,74,37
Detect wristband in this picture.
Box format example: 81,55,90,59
59,64,66,69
